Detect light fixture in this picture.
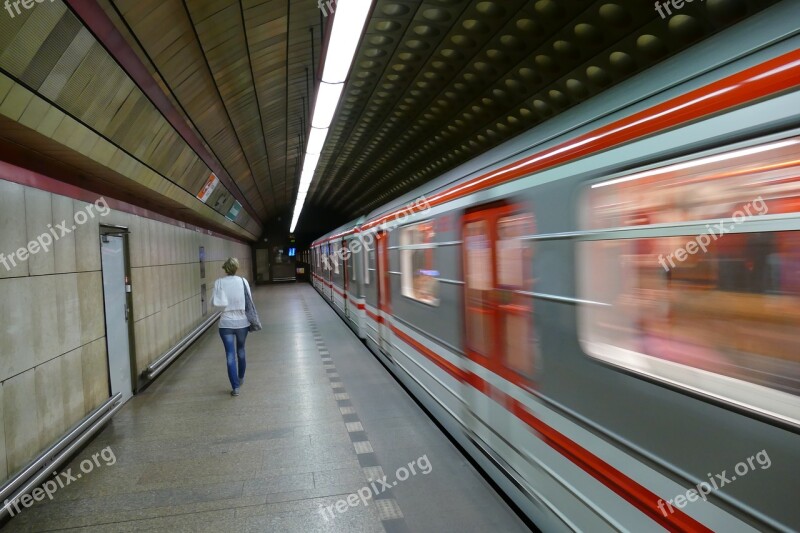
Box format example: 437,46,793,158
289,0,374,233
302,152,321,175
307,127,329,155
311,83,345,129
321,0,374,83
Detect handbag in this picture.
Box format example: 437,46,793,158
242,278,262,332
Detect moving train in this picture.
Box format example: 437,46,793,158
310,10,800,532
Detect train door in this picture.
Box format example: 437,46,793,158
343,239,350,318
376,230,392,353
327,242,333,300
462,204,537,440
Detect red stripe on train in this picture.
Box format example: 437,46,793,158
390,323,712,533
365,309,383,324
392,326,469,382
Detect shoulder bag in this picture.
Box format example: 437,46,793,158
242,278,262,332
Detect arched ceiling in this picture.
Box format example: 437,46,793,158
0,0,779,240
310,0,778,222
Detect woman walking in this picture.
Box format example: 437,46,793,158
212,257,252,396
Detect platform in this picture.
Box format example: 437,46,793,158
9,284,530,532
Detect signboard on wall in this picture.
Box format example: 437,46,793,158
197,173,220,203
226,201,242,221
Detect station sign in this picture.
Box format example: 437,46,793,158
226,200,242,221
197,173,220,203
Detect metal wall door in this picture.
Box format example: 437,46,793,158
101,233,133,403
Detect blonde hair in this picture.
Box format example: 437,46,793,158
222,257,239,275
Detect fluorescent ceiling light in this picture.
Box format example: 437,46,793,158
291,0,375,233
299,168,314,186
307,127,329,155
291,193,307,228
302,152,321,175
297,155,321,195
321,0,373,83
298,172,314,194
311,82,345,129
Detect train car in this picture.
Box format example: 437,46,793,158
311,7,800,532
312,218,368,336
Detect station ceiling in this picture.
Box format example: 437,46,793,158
0,0,779,240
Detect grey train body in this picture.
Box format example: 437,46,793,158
312,7,800,532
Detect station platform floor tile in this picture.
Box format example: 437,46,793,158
8,284,532,533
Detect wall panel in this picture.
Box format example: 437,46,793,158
0,177,252,485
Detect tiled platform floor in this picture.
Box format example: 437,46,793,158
8,284,531,532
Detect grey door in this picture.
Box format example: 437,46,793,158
101,234,133,403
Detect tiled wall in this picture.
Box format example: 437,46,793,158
0,178,252,482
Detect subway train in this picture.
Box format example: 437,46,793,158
310,13,800,533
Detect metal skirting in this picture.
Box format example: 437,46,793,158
0,393,123,519
146,312,221,379
1,310,226,519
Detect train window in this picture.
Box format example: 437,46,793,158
400,221,440,306
464,220,493,358
587,137,800,230
364,244,370,285
349,240,356,282
497,214,537,379
332,242,340,274
580,135,800,426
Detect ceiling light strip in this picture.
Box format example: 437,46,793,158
290,0,373,233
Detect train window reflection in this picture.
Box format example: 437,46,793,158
365,246,371,285
400,221,440,306
498,214,537,380
465,220,493,358
349,241,356,282
587,137,800,230
581,232,800,397
332,242,340,275
580,136,800,425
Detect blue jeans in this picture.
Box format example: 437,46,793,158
219,327,248,390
